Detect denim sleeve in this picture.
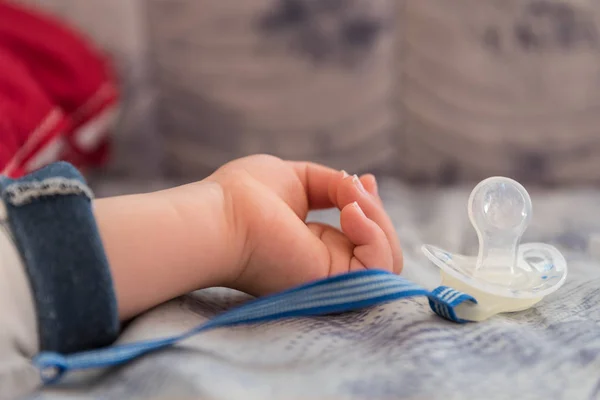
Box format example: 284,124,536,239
0,162,119,354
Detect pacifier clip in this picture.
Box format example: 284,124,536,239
34,270,476,385
33,176,568,386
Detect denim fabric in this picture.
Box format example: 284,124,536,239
0,162,118,353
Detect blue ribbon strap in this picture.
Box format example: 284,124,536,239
34,269,476,384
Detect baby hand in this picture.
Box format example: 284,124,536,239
95,154,403,319
208,154,403,296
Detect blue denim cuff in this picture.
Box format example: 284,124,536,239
0,162,119,354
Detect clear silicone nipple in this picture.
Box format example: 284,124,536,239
422,177,567,321
469,177,531,282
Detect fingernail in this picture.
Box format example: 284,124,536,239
352,174,368,194
341,170,350,178
352,201,366,217
371,177,379,196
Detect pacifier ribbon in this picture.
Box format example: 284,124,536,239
34,269,476,385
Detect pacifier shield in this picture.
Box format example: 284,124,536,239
422,242,567,299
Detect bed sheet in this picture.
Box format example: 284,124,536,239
27,178,600,400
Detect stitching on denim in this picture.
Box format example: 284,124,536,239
4,178,94,206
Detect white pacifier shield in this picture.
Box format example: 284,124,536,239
422,177,567,321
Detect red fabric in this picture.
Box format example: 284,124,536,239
0,46,70,177
0,1,119,177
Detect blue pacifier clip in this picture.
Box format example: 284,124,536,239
34,269,476,385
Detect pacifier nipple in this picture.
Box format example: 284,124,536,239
468,177,531,279
421,176,568,321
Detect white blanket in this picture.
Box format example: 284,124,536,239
29,178,600,399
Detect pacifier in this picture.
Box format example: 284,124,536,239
422,177,567,321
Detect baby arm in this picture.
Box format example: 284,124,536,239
0,155,402,398
94,180,241,320
98,155,402,319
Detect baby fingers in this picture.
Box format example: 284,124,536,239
340,201,393,272
332,172,403,274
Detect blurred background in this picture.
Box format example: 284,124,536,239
7,0,600,195
7,3,600,399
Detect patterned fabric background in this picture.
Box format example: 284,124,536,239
25,178,600,399
397,0,600,185
14,0,600,183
